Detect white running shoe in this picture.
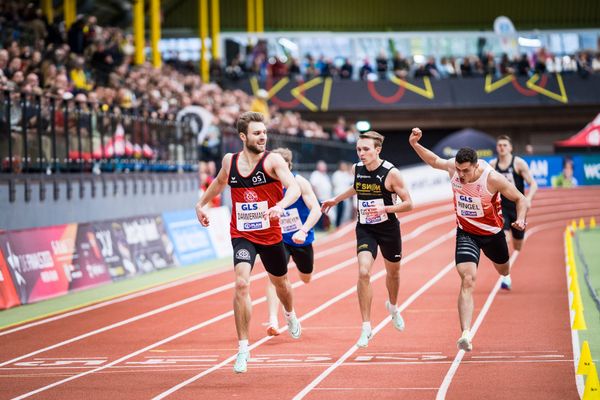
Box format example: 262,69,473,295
356,329,373,348
233,351,249,373
386,300,405,331
500,275,512,290
456,331,473,352
286,315,302,339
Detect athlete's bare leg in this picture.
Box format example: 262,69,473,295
456,261,478,332
298,272,311,284
266,280,279,324
233,263,252,340
512,238,524,252
493,260,511,276
383,258,401,306
268,273,294,312
357,251,375,322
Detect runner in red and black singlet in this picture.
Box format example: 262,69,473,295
195,112,302,374
228,150,284,245
410,127,529,353
321,131,413,349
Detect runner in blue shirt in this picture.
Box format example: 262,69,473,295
266,148,322,336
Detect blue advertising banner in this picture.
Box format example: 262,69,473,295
581,155,600,186
522,156,565,188
162,210,216,266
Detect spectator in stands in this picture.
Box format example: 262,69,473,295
359,58,374,80
70,56,93,93
340,58,353,80
333,116,348,142
576,52,593,78
375,51,388,80
392,52,409,79
310,160,333,230
331,161,354,227
288,57,301,80
225,54,246,81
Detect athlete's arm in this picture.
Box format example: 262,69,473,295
489,171,529,231
267,153,301,217
515,157,538,205
383,169,413,214
292,175,323,244
409,127,454,173
321,164,356,213
195,153,231,226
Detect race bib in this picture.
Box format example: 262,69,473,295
455,194,484,218
358,198,388,224
236,201,270,231
280,208,303,234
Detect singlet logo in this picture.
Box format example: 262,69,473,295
252,171,266,185
236,249,251,261
230,176,237,183
356,174,371,179
244,190,258,202
376,174,384,182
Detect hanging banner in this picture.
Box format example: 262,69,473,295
108,215,175,275
0,224,112,304
0,238,21,310
163,209,217,266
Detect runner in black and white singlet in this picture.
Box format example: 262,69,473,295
264,148,322,337
195,112,302,374
410,127,529,352
322,131,413,348
490,135,537,290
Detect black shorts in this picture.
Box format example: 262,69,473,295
455,228,509,266
284,243,314,274
502,204,525,240
355,219,402,262
231,237,288,277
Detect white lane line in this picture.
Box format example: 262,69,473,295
1,358,575,373
150,230,456,400
313,387,439,391
291,258,456,400
435,218,582,400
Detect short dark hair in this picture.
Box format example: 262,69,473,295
496,135,512,144
455,147,478,164
237,111,264,135
359,130,384,148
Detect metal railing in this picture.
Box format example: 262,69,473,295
0,89,197,175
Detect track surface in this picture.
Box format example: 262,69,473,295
1,187,598,400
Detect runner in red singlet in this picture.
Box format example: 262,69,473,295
409,127,529,352
195,112,302,373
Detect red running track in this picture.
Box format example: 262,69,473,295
0,187,598,400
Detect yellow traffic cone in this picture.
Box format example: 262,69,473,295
591,217,597,229
573,306,587,330
583,362,600,400
579,218,586,230
572,283,584,311
570,271,580,292
578,341,593,375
